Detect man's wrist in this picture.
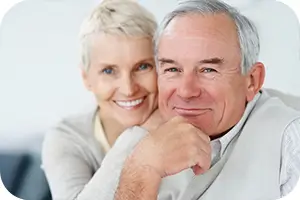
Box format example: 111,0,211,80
115,160,162,200
123,159,162,187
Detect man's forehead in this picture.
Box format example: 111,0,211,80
160,33,229,44
158,31,238,53
161,13,237,42
157,19,240,63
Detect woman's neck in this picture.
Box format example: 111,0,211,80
98,110,126,147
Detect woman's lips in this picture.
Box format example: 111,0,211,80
114,96,146,110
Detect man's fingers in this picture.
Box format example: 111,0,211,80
189,148,211,175
194,129,211,143
169,115,189,124
196,154,211,173
196,136,211,155
192,165,205,175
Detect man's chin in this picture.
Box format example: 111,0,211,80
177,115,213,132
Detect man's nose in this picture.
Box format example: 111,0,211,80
177,73,201,99
119,75,139,97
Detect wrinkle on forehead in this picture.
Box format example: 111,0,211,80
162,13,239,48
158,35,240,63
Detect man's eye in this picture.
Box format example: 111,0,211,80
164,67,180,73
202,68,217,73
138,63,152,71
102,67,114,74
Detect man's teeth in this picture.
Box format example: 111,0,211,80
116,98,144,107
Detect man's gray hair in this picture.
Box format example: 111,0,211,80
154,0,260,74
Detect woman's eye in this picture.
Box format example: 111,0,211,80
102,67,114,74
138,63,152,71
202,68,217,73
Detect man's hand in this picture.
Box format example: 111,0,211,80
114,116,211,200
127,116,211,178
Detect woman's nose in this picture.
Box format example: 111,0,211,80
119,76,139,97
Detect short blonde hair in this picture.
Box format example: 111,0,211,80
79,0,157,70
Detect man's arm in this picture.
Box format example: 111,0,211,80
114,163,162,200
114,116,212,200
280,118,300,196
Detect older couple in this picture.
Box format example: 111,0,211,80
42,0,300,200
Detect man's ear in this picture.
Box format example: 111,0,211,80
80,65,92,91
245,62,265,102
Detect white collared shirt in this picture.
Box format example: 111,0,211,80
94,114,111,154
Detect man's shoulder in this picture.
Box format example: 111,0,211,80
263,88,300,112
257,89,300,117
246,89,300,132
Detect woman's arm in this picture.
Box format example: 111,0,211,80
42,126,148,200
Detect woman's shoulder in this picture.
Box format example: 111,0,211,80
42,107,104,169
42,107,104,174
45,107,98,145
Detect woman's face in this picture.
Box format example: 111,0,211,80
82,34,158,127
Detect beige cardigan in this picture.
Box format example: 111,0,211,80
42,104,148,200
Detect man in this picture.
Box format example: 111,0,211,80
112,0,300,200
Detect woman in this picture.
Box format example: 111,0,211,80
42,0,160,199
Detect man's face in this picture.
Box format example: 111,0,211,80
157,14,263,136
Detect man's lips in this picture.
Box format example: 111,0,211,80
173,107,210,116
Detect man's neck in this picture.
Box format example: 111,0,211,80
210,126,234,141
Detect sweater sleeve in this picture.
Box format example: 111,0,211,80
42,125,148,200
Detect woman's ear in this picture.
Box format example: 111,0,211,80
246,62,265,101
80,64,92,91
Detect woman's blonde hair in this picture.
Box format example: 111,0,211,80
79,0,157,70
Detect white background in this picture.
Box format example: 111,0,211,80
0,0,299,200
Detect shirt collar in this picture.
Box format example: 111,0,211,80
94,112,111,153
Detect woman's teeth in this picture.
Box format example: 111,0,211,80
115,98,144,107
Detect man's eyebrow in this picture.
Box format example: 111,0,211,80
157,57,224,67
198,57,224,65
157,58,178,66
